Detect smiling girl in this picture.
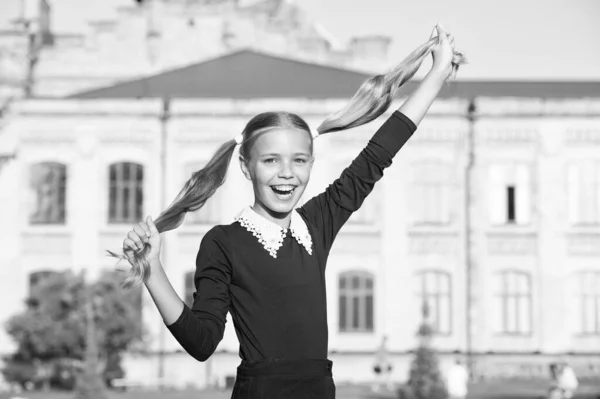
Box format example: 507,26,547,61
111,24,465,398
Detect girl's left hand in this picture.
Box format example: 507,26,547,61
430,23,456,77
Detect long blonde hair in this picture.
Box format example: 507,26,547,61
110,35,465,289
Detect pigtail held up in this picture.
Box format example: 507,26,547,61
108,138,239,289
317,26,466,134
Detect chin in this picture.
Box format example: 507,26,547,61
261,191,304,215
265,200,298,215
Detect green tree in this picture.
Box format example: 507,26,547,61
3,270,143,391
405,301,448,399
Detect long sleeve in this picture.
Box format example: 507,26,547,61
298,111,417,254
166,226,232,362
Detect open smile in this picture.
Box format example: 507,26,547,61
270,185,297,199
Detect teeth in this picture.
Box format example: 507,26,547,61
272,185,295,191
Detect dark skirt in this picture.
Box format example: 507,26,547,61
231,358,336,399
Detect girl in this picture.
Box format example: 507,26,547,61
112,24,464,398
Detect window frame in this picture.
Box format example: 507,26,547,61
338,270,375,333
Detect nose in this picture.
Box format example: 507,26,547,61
278,161,294,178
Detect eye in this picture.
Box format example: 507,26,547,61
294,158,308,164
263,158,277,164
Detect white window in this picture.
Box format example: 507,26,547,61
415,271,452,335
108,162,144,224
493,271,532,335
29,162,67,224
574,271,600,335
410,161,452,225
338,271,374,332
488,164,532,225
567,162,600,225
182,162,221,225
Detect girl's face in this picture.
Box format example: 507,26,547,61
240,127,314,223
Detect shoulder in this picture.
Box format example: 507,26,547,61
198,220,247,251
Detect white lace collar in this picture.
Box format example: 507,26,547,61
234,206,313,258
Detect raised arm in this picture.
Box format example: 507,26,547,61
298,25,459,256
399,24,456,125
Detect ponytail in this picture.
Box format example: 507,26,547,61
317,36,466,134
109,139,238,289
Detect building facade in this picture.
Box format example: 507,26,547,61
0,0,599,390
1,68,600,386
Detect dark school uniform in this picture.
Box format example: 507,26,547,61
166,111,417,398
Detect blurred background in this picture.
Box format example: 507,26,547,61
0,0,599,398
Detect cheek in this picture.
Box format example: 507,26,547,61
297,164,313,184
252,164,275,184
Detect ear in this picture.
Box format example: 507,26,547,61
239,155,252,180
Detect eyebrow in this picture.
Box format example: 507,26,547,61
260,153,311,157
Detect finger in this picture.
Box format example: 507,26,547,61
127,231,144,250
436,23,448,42
133,225,149,243
139,222,152,238
123,238,139,252
147,215,159,235
430,26,438,40
448,34,455,45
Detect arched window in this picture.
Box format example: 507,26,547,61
415,271,452,335
29,162,67,224
573,271,600,335
410,161,453,225
182,162,221,225
493,270,532,335
184,271,195,307
108,162,144,223
338,271,374,332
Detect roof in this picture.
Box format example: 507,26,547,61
69,49,600,100
70,49,373,99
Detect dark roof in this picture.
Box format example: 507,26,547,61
69,49,373,99
69,49,600,100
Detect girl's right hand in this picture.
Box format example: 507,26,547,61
121,215,162,269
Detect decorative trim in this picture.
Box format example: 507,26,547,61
234,206,313,258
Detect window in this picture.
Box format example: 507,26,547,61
29,162,66,224
339,271,374,332
488,164,531,225
184,271,195,307
574,271,600,335
567,162,600,225
415,271,452,335
108,162,144,224
182,163,221,225
493,271,532,335
410,162,452,225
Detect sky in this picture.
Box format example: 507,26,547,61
1,0,599,80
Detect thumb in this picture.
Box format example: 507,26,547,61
436,23,448,43
147,215,159,235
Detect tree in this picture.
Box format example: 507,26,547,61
3,270,143,391
404,301,448,399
